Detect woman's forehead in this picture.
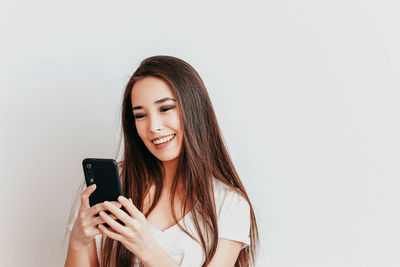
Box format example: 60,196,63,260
131,76,175,104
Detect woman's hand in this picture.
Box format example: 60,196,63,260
97,196,160,262
69,184,122,250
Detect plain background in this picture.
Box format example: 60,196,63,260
1,0,399,266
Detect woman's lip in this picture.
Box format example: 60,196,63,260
153,134,176,149
151,134,175,142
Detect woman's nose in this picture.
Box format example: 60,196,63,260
149,114,164,133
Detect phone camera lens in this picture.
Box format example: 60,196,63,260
87,164,91,169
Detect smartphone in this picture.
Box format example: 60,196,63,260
82,158,122,207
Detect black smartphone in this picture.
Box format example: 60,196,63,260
82,158,122,206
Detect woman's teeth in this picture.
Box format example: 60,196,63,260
152,134,175,145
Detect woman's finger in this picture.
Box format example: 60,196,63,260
118,196,144,220
88,201,122,217
98,224,122,241
110,201,121,207
99,210,126,233
91,228,103,237
103,201,133,226
108,214,118,220
91,214,118,226
91,216,105,226
80,184,97,208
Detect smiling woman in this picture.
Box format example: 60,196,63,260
64,56,259,267
131,77,184,163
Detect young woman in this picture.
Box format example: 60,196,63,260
65,56,258,267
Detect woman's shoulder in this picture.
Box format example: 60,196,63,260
211,177,251,247
212,178,233,195
211,178,248,210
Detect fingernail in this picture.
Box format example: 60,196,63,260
118,196,125,201
104,201,110,205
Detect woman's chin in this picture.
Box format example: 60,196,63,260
151,150,181,163
157,155,180,163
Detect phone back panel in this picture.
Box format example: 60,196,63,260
82,158,122,206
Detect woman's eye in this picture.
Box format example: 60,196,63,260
160,106,174,112
134,113,145,119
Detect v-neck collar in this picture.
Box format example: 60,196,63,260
148,209,193,234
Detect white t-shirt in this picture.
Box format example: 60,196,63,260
69,178,251,266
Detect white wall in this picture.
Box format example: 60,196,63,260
1,0,399,266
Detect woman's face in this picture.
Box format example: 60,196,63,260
131,76,183,163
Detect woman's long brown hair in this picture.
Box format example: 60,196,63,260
100,55,259,266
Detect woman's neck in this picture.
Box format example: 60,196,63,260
162,158,179,190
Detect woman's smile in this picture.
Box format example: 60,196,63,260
152,133,176,149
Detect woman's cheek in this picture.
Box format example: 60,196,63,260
136,124,148,144
170,112,182,129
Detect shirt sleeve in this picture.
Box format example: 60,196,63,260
217,188,251,249
66,203,79,236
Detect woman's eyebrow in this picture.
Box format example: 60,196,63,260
132,97,176,110
154,97,176,104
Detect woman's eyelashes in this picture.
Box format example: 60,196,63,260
134,105,175,119
160,105,174,112
134,113,145,119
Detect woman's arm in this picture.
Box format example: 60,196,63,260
206,238,243,267
64,184,121,267
64,239,99,267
